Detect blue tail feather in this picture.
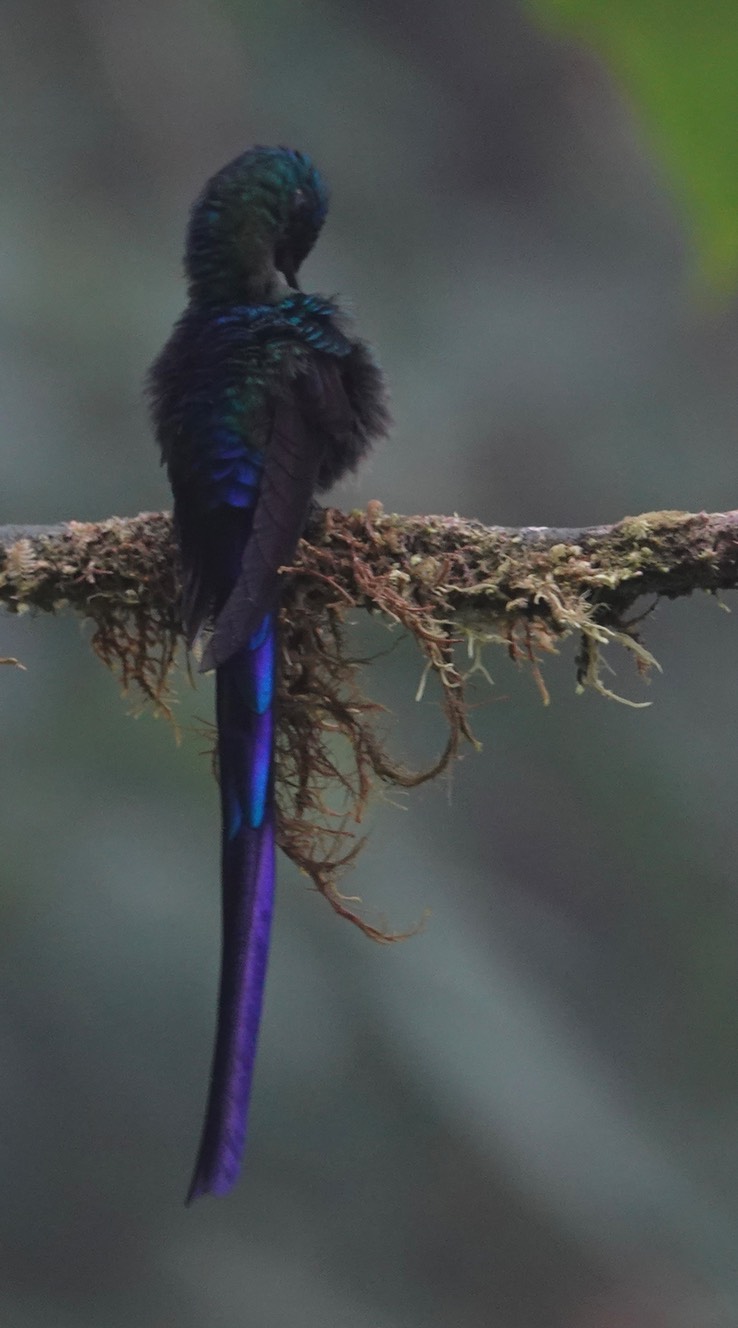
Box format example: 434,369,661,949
186,615,277,1201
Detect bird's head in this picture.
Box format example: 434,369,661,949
185,146,329,305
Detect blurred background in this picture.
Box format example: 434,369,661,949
1,2,738,1325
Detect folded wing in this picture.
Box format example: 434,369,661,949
202,362,353,670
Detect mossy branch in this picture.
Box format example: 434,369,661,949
1,504,735,935
2,505,737,625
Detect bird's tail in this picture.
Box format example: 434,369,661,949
186,614,277,1202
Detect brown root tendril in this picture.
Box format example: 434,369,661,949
275,580,471,941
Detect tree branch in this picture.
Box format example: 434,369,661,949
2,504,735,934
0,504,735,634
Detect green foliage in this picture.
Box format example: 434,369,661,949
529,0,738,289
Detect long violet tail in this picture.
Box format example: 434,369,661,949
186,614,276,1201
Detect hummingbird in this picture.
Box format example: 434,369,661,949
148,146,389,1200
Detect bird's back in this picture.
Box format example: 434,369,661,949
149,293,389,640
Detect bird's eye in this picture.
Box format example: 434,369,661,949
292,187,307,212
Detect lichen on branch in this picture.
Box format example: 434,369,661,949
0,503,736,935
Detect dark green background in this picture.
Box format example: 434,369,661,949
1,2,738,1325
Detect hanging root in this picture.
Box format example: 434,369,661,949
79,518,182,721
275,583,472,941
273,508,659,937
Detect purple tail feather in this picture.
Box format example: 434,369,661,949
186,616,276,1201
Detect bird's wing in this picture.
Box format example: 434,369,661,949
201,360,353,670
